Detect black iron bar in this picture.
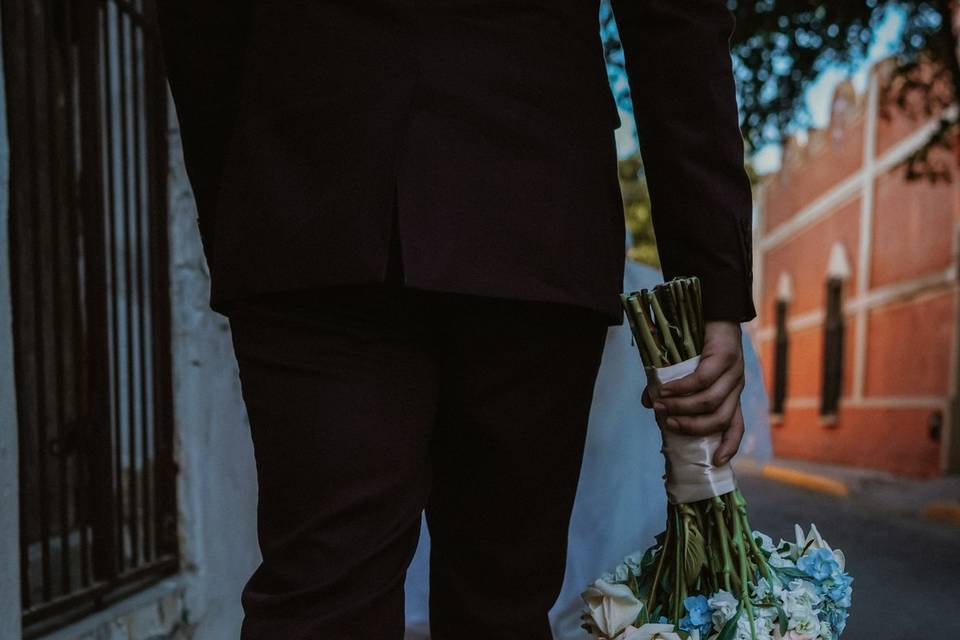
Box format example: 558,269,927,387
131,1,153,564
79,0,118,585
144,4,176,555
63,0,92,588
43,0,74,597
100,0,126,574
116,0,140,569
25,0,54,604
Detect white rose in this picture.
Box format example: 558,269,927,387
581,579,643,638
622,623,683,640
708,590,738,631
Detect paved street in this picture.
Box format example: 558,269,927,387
737,473,960,640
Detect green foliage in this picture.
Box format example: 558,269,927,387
602,0,958,181
728,0,955,181
618,152,660,266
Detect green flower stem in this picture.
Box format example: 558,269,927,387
682,282,702,354
711,497,734,594
647,511,673,615
690,278,703,338
666,281,693,359
628,296,663,367
674,281,698,358
735,491,774,585
619,296,649,365
650,293,682,364
727,493,757,640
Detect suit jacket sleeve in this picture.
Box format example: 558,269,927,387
155,1,253,245
610,0,757,323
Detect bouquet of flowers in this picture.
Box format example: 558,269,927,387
580,277,852,640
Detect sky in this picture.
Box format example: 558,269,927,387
612,6,907,175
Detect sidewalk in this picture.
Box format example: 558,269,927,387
733,456,960,526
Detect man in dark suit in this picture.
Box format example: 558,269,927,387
157,1,757,638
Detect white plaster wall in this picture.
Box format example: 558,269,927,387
0,14,24,639
166,99,260,639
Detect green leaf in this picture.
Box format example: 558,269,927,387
641,546,658,572
680,507,707,586
716,609,742,640
777,567,809,580
775,602,789,636
651,604,664,622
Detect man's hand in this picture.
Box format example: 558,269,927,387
641,320,746,466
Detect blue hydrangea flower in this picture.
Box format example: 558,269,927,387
797,547,841,582
679,595,712,637
828,606,849,635
824,573,853,607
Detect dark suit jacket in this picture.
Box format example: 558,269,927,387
157,0,756,325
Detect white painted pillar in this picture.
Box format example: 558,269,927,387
852,71,880,402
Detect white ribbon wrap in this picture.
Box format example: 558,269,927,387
645,355,737,504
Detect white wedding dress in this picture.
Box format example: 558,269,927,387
402,258,773,639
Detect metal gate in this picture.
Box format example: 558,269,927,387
2,0,177,635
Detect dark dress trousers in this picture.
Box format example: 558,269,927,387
156,1,757,637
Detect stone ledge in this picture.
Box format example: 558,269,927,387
39,578,193,640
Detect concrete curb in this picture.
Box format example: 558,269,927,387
922,501,960,526
733,459,851,497
759,464,851,497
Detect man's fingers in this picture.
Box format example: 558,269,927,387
713,403,745,466
641,386,653,409
655,369,743,416
662,385,739,437
659,353,728,397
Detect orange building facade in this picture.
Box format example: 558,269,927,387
750,61,960,477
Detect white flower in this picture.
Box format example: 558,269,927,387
752,577,773,601
613,562,631,582
621,623,683,640
772,630,817,640
753,531,777,554
768,550,796,569
786,605,821,638
819,620,833,638
780,579,822,617
794,524,845,571
623,550,645,575
581,579,643,638
753,603,779,622
708,590,738,631
776,538,800,561
734,613,775,640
